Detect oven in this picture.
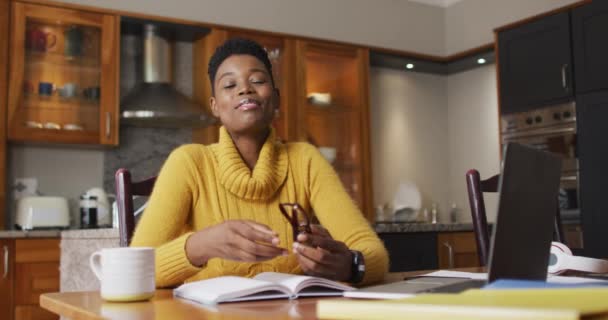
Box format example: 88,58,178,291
501,102,579,220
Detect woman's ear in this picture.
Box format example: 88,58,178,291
209,96,219,118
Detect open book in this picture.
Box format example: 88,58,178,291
173,272,354,305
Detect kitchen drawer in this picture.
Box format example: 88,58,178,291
15,239,60,263
15,262,59,305
15,305,57,320
437,232,479,269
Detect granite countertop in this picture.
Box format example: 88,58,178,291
61,228,119,239
374,222,475,233
0,229,63,238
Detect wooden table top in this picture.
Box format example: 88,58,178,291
40,268,484,320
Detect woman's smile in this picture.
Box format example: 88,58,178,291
236,98,261,111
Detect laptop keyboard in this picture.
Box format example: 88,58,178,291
423,279,486,293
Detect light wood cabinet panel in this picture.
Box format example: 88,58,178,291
0,0,9,229
15,262,60,305
7,2,119,145
0,239,15,320
15,239,60,263
437,232,480,269
14,305,57,320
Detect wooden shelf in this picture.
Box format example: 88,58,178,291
23,94,99,110
26,50,100,68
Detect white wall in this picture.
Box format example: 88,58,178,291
56,0,446,56
8,146,105,226
446,65,500,222
369,67,450,220
445,0,580,55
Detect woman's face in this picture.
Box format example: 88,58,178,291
210,54,278,136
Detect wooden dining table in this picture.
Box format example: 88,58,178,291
40,268,484,320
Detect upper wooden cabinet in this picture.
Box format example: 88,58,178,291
572,0,608,94
7,2,119,145
294,40,373,218
497,12,573,114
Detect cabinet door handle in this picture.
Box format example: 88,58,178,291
105,112,111,139
3,245,8,279
561,64,568,91
443,242,455,269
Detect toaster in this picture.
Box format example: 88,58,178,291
15,196,70,230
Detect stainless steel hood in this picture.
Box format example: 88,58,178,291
120,24,216,127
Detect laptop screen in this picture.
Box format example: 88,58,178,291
487,143,562,283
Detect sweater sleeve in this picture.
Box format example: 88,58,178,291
303,144,389,286
130,146,203,288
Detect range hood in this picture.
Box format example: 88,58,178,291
120,24,216,128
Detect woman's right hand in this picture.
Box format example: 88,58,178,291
185,220,288,267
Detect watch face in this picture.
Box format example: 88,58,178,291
350,250,365,283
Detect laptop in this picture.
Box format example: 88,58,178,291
347,143,562,299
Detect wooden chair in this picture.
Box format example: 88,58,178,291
465,169,565,266
115,168,157,247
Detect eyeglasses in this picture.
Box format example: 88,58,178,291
279,203,312,241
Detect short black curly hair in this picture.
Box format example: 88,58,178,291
207,38,275,94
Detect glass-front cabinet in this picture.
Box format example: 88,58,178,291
8,2,118,145
295,40,373,218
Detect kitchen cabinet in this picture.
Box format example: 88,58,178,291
7,2,119,145
379,231,479,272
294,40,373,218
0,238,59,320
437,232,479,269
1,239,15,320
576,91,608,259
497,12,573,114
572,0,608,94
0,0,9,229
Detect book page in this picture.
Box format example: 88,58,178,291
173,276,291,304
254,272,354,296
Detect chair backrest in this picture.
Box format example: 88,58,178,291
115,168,157,247
465,169,565,266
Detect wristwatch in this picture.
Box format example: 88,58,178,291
349,250,366,284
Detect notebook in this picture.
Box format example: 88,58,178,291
346,143,563,299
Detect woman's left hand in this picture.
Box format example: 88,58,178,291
293,224,352,282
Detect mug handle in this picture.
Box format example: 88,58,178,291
89,251,103,280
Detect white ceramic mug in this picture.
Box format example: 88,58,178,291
89,247,155,302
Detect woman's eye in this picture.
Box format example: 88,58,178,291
251,78,267,84
223,83,236,89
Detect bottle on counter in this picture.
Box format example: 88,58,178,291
80,194,98,229
431,203,438,224
449,203,459,223
420,208,429,223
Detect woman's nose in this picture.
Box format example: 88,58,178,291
237,82,254,95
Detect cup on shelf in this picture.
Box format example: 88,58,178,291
89,247,155,302
307,92,332,107
64,26,84,57
26,28,56,52
58,83,78,98
63,123,84,131
83,86,100,101
318,146,337,164
43,122,61,130
38,82,55,97
24,121,43,129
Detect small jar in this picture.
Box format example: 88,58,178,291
80,194,98,229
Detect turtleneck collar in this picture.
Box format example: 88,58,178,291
214,126,288,201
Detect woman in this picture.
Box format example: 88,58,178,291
131,38,388,288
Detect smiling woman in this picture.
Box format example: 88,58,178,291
129,38,389,288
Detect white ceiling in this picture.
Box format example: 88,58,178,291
407,0,463,8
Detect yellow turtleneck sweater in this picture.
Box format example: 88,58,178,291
131,127,389,288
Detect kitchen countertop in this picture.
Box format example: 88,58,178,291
61,228,118,239
0,229,63,238
374,222,476,233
